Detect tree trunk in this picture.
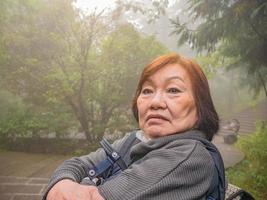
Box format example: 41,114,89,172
79,114,92,141
257,71,267,97
65,95,93,142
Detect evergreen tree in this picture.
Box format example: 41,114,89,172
171,0,267,96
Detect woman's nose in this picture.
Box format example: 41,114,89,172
150,91,166,109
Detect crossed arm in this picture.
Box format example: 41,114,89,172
45,136,126,200
47,179,103,200
45,139,213,200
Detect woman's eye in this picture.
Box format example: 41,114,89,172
141,88,153,95
167,88,181,94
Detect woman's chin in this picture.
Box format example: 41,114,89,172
143,126,173,139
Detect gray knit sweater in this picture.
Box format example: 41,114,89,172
43,130,216,200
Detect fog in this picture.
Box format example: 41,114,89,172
0,0,265,140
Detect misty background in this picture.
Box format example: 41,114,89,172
0,1,266,199
0,0,266,142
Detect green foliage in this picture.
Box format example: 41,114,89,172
0,89,46,137
0,0,169,141
195,51,227,79
0,89,77,137
87,24,168,138
171,0,267,97
226,121,267,200
112,0,169,24
0,90,27,136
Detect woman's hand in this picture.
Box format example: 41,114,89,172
46,179,105,200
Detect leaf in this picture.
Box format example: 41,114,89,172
250,2,267,19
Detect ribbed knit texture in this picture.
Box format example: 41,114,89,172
42,135,130,199
98,131,214,200
43,130,218,200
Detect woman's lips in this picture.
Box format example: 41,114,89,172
146,114,168,124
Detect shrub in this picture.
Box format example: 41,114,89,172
226,121,267,200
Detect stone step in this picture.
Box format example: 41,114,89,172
1,194,42,200
0,176,48,200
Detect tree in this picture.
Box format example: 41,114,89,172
1,0,101,140
1,0,168,141
90,25,168,138
171,0,267,97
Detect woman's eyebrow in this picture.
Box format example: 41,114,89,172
144,76,185,85
166,76,185,83
143,78,153,85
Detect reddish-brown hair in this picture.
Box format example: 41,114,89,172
132,53,219,141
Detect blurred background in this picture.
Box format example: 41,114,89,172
0,0,266,199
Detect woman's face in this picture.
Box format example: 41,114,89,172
137,63,198,139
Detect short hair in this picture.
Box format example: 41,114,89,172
132,53,219,141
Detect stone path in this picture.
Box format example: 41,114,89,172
212,135,244,168
0,176,48,200
0,151,70,199
214,99,267,168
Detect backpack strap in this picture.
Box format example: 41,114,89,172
205,141,226,200
100,130,138,170
175,135,226,200
86,130,138,185
100,138,127,170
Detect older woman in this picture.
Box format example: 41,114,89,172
44,53,225,200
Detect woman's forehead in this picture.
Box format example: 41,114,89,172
143,64,190,84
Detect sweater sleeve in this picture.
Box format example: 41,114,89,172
42,134,131,200
98,140,214,200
